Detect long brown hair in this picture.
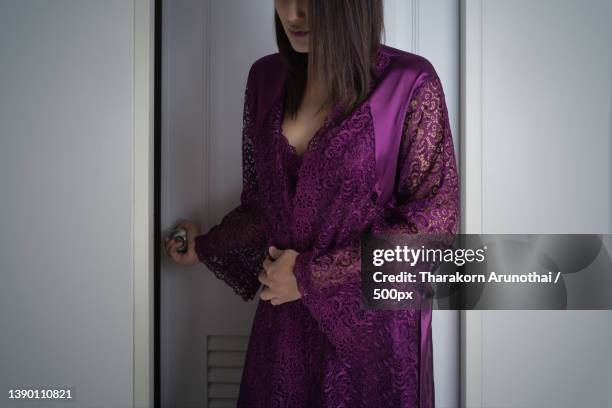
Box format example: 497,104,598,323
275,0,385,121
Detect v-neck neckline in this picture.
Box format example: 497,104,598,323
272,45,390,163
276,82,343,161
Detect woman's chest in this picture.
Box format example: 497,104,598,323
253,100,380,248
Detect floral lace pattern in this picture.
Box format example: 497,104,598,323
195,46,459,407
194,77,268,301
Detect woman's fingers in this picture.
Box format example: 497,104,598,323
166,240,183,262
258,272,289,305
161,227,199,267
168,241,179,260
270,297,283,306
169,240,177,254
258,270,271,286
268,246,283,260
163,235,177,255
259,286,275,301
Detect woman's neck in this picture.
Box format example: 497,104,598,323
303,73,328,109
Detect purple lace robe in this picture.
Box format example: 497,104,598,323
195,44,459,407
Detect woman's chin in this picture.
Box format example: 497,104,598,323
289,41,308,54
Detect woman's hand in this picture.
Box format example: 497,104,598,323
163,219,201,267
258,246,302,305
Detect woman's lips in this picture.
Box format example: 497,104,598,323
289,29,309,38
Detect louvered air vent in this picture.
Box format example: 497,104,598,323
207,335,249,408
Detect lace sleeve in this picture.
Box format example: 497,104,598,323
194,67,267,301
292,75,460,361
373,75,460,236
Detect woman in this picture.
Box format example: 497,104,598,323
164,0,459,406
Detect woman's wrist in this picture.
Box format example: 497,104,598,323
293,251,314,299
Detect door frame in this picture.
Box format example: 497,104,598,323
133,0,156,407
460,0,484,407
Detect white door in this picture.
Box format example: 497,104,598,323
0,1,154,407
462,0,612,407
161,1,461,407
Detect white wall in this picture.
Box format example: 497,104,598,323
0,1,150,407
462,0,612,407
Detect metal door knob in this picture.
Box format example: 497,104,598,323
168,227,188,254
